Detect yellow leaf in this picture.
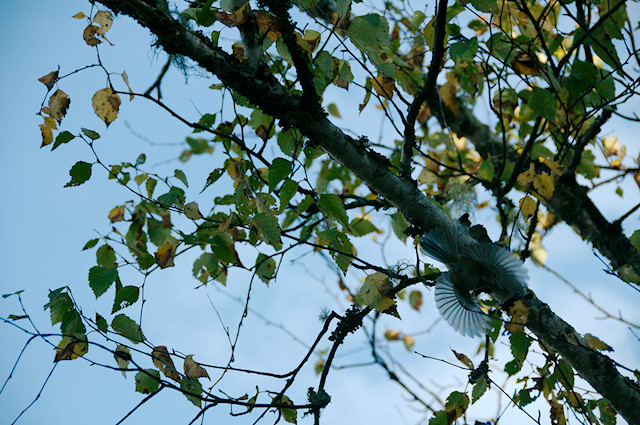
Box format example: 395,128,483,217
72,12,86,19
184,354,210,379
370,76,394,100
92,88,121,127
114,345,130,377
152,345,182,382
83,24,101,46
93,10,113,35
39,117,54,147
155,243,177,268
602,135,620,157
540,158,563,177
403,334,415,350
519,196,536,219
506,300,529,334
121,70,134,101
584,333,613,351
108,205,125,223
533,173,554,199
517,163,536,187
384,329,401,340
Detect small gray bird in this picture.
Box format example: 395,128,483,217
420,225,528,337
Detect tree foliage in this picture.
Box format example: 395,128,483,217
12,0,640,423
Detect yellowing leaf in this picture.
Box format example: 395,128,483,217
155,243,177,268
216,2,248,27
304,29,321,51
355,273,399,318
255,11,280,41
54,335,88,362
327,103,341,118
540,158,563,177
92,88,121,127
409,290,422,311
93,10,113,35
370,76,395,100
47,89,70,123
108,205,125,223
114,344,130,377
533,173,554,199
439,82,459,116
584,333,613,351
184,201,203,220
184,355,210,379
519,196,536,219
38,69,59,90
452,349,474,369
72,12,86,19
278,396,297,424
152,345,182,382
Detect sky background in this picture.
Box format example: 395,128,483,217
1,1,640,424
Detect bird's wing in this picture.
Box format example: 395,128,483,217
434,272,490,337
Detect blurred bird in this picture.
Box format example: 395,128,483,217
420,224,528,337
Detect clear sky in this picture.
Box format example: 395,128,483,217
1,1,639,424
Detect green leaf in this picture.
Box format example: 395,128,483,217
278,179,298,213
180,377,203,407
445,391,469,422
472,376,488,403
64,161,92,187
268,158,293,192
193,113,216,133
96,244,116,267
576,150,599,179
253,212,282,248
174,169,189,187
61,308,86,334
336,0,351,18
349,217,377,236
43,288,73,325
81,128,100,140
52,131,75,150
192,252,218,283
477,160,495,181
510,331,531,361
96,313,108,333
470,0,497,13
201,169,223,193
135,153,146,166
82,238,99,250
527,87,557,122
553,359,574,390
450,37,477,63
256,253,276,284
327,103,341,118
504,359,523,375
112,314,144,343
148,218,172,246
428,411,448,425
517,388,537,407
135,369,160,394
146,177,157,198
319,194,349,228
158,187,186,208
88,266,118,298
630,230,640,254
347,14,389,55
112,285,139,313
391,211,410,241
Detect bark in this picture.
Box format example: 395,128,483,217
94,1,640,422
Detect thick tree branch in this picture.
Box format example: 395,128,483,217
95,1,640,421
427,94,640,275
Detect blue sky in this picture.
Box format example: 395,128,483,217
1,1,640,424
